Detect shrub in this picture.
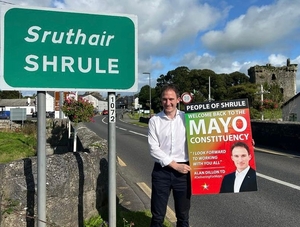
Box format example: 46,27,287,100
61,97,95,123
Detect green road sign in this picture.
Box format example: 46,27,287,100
0,6,137,92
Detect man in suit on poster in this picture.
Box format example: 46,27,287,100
220,141,257,193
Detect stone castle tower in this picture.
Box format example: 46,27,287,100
248,58,297,101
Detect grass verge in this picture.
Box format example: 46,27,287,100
0,123,37,163
84,209,173,227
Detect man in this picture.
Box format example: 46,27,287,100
148,84,191,227
220,141,257,193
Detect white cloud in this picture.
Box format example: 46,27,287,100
201,0,300,53
268,54,289,66
56,0,224,58
5,0,52,7
3,0,300,95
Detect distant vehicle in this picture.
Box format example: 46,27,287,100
32,111,55,118
0,111,10,119
102,109,108,115
46,111,55,118
93,109,99,115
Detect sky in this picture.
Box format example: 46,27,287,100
2,0,300,97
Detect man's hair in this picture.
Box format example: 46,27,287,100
231,141,250,155
161,84,180,98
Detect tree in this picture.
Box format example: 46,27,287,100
148,66,257,114
171,66,192,94
227,83,257,104
226,71,250,86
0,91,21,99
138,85,151,109
264,82,284,105
156,66,191,92
212,73,228,101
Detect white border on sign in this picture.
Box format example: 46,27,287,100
0,5,138,93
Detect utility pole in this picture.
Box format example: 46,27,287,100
208,76,214,102
143,72,151,116
208,76,211,101
255,84,270,120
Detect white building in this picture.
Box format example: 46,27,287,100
0,98,35,115
0,92,109,118
281,92,300,122
134,97,142,110
0,92,55,116
81,94,108,112
45,92,54,112
98,100,108,112
80,94,98,108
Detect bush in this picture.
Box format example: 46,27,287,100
61,97,95,123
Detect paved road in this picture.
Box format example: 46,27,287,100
85,114,300,227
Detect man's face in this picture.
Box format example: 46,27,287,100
161,89,180,116
231,146,251,172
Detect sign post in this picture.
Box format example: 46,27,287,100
108,92,116,226
37,91,46,227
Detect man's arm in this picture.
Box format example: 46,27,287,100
148,118,173,166
168,161,191,174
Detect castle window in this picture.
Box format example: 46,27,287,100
289,113,297,121
271,74,276,80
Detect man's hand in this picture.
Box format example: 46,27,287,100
169,161,191,174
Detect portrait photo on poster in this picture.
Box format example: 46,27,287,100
219,141,257,193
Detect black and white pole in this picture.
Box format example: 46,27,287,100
108,92,116,227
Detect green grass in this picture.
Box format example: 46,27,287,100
262,108,282,120
129,112,148,120
0,128,37,164
84,209,173,227
127,113,149,127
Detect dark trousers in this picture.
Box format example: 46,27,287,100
150,162,191,227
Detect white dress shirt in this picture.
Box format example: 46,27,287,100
148,109,189,167
234,166,250,193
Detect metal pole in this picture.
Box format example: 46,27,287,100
73,126,77,152
143,72,151,115
260,85,264,104
73,92,78,152
37,91,46,227
149,74,151,115
68,121,71,139
59,91,63,119
255,84,270,120
208,76,211,102
108,92,116,227
260,85,264,120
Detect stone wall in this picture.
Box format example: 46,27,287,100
251,120,300,152
0,120,109,227
0,120,21,131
